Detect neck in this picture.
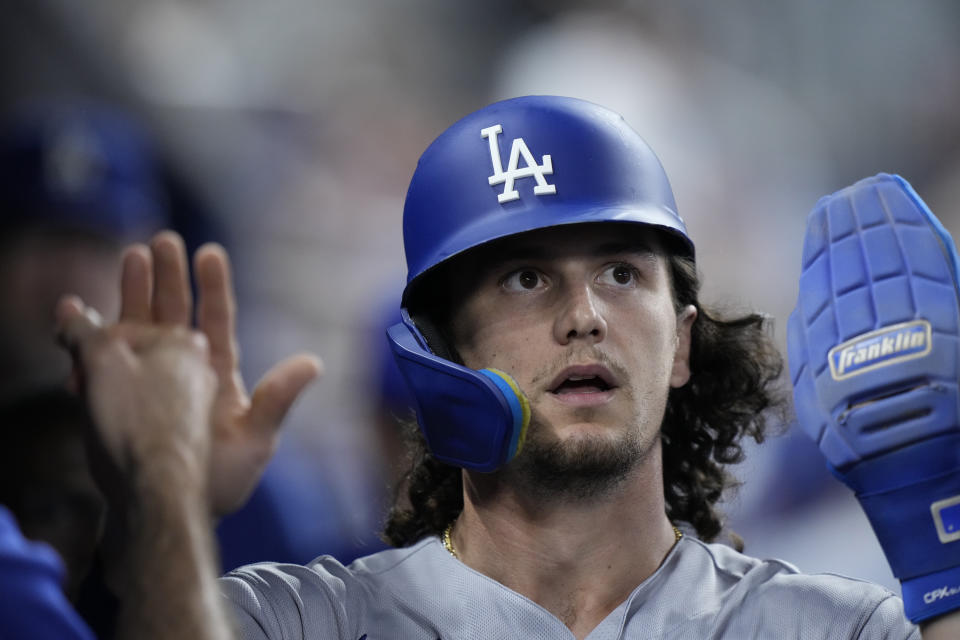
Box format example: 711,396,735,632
449,444,678,640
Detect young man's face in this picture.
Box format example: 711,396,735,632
448,223,696,493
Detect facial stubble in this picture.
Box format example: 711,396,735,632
507,386,665,502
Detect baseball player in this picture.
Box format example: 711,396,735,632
60,96,960,638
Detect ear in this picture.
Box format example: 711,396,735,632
670,304,697,388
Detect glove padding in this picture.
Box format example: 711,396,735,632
787,173,960,623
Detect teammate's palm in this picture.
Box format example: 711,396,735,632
120,232,321,516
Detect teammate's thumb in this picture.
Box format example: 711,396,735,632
55,295,105,355
247,353,323,435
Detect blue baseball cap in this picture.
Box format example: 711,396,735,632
0,100,168,239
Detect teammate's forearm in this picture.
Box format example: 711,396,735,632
115,459,233,640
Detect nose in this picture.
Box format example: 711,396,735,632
553,283,607,345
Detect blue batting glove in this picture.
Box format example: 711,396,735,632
787,173,960,623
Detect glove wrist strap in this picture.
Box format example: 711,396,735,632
844,438,960,580
902,566,960,623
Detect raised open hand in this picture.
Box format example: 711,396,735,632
56,295,217,483
117,232,322,516
56,272,241,640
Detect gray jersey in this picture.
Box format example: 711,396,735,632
220,535,919,639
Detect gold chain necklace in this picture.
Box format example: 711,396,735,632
441,522,683,560
441,522,460,559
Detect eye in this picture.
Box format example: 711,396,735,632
502,268,545,292
598,263,639,287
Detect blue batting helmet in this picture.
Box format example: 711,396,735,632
389,95,691,472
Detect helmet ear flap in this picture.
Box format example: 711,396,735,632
386,310,529,472
407,309,462,365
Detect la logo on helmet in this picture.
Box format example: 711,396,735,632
481,124,557,203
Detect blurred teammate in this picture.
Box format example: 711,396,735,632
64,97,960,638
0,100,167,399
0,101,169,637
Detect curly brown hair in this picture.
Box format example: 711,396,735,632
383,238,787,549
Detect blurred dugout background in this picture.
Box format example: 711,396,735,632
3,0,960,591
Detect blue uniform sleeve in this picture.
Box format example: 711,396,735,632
0,505,95,640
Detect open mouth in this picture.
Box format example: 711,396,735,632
552,376,612,394
548,366,618,395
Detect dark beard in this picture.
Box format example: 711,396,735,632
508,411,653,501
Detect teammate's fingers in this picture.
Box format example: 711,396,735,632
246,354,323,435
150,231,192,325
195,243,239,374
119,244,153,322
